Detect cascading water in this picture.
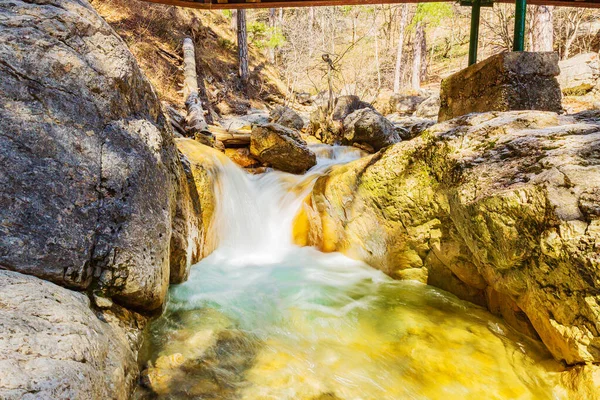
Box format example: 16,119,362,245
138,145,568,400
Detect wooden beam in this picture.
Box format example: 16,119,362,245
141,0,600,10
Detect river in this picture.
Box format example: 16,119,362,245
137,144,567,400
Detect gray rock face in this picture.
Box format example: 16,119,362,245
0,270,142,400
270,106,305,131
389,94,427,116
439,52,562,122
414,94,440,119
331,95,373,121
250,123,316,174
386,114,436,140
0,0,187,311
169,155,203,284
343,108,401,151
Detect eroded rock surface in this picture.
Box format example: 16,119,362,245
0,0,194,311
251,123,316,174
294,111,600,365
0,270,143,400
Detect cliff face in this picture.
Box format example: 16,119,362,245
0,0,214,397
294,111,600,367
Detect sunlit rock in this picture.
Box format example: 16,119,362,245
270,106,305,131
439,52,562,121
343,108,401,152
225,147,261,168
250,123,317,174
295,110,600,367
175,138,225,259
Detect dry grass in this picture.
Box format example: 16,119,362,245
91,0,286,114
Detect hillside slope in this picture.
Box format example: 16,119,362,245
91,0,287,117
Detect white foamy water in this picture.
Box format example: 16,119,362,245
140,144,568,400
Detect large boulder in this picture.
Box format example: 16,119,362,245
0,270,141,400
294,111,600,366
0,0,194,311
270,106,305,131
439,52,562,122
309,96,376,146
342,108,401,151
331,95,373,121
250,123,316,174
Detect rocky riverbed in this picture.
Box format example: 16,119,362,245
1,0,600,398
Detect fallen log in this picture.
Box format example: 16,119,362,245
206,124,251,146
182,37,211,139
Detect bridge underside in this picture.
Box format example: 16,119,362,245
142,0,600,9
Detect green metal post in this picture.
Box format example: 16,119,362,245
513,0,526,51
468,0,482,66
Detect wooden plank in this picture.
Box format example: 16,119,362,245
141,0,600,9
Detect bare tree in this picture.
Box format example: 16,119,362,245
482,4,514,53
231,10,237,31
555,8,588,59
237,9,249,85
411,21,424,90
532,5,553,52
393,4,409,93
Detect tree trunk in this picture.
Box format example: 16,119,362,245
182,38,209,138
532,6,554,52
237,9,249,85
268,8,276,63
411,21,424,91
375,33,381,89
308,7,315,56
393,4,408,93
231,10,237,31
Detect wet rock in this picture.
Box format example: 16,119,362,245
225,147,261,168
250,123,316,174
175,139,225,259
0,270,141,400
294,110,600,366
343,108,401,152
169,154,203,284
270,106,305,131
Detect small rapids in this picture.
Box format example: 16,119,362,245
137,144,567,400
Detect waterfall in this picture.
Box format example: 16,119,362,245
139,145,566,400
